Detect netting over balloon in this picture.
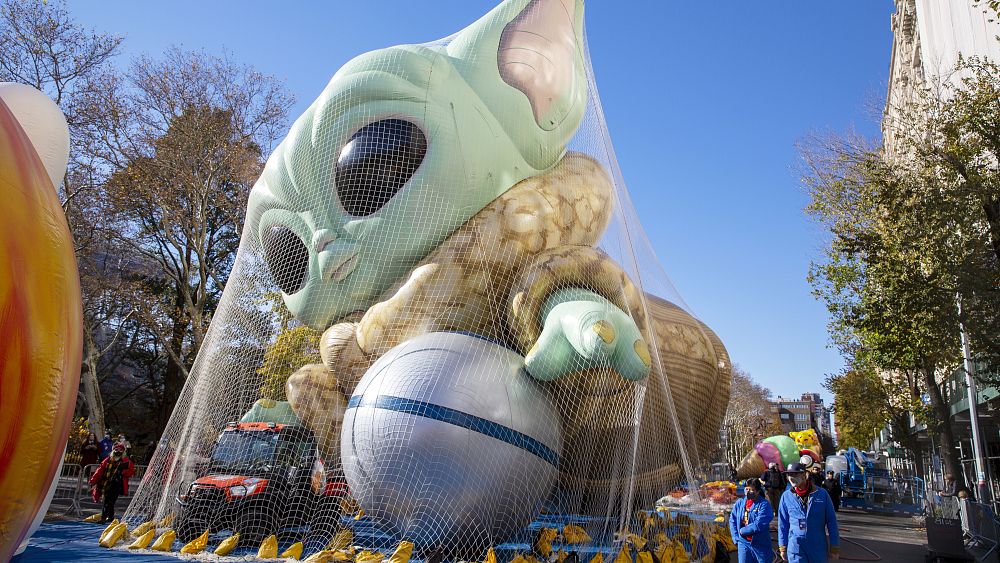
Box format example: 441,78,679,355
123,0,732,559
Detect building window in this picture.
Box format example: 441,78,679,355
795,423,808,430
781,413,791,420
794,413,808,421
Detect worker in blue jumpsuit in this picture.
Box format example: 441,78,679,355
729,478,774,563
778,462,840,562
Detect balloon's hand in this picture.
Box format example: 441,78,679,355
524,288,651,382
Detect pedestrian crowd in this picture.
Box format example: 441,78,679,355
729,457,843,563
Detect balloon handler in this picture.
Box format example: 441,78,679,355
89,444,135,523
729,479,773,563
778,463,840,562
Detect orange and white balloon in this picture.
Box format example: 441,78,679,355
0,82,81,561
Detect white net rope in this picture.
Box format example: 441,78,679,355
124,1,731,559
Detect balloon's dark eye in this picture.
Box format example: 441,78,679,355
262,226,309,294
335,119,427,217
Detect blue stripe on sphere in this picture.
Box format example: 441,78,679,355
347,394,559,467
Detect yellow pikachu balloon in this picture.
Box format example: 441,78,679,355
789,428,821,453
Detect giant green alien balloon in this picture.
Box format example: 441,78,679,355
246,0,731,507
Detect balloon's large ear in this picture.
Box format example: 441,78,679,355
0,83,69,189
447,0,586,170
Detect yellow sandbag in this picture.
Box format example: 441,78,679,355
303,551,336,563
214,533,240,556
626,534,647,550
258,534,279,558
131,520,155,537
511,555,538,563
180,529,209,554
588,553,603,563
326,529,353,551
100,522,128,548
564,524,592,544
714,529,736,552
157,512,174,527
83,513,102,523
281,541,304,560
387,541,413,563
354,508,366,520
129,528,156,550
535,527,558,557
150,530,176,552
636,551,653,563
98,519,119,543
613,544,632,563
671,540,690,563
484,547,498,563
357,550,385,563
339,497,360,514
332,550,354,561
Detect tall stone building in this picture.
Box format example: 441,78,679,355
884,0,1000,157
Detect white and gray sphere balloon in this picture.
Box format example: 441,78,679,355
341,332,562,556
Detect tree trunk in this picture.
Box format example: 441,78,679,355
983,198,1000,269
923,364,968,495
80,330,106,436
912,441,926,483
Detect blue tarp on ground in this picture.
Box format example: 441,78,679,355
13,520,177,563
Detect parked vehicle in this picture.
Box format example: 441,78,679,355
174,421,346,543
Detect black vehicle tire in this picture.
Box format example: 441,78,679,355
307,495,342,543
236,509,277,545
174,508,208,543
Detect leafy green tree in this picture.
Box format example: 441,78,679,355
0,0,123,436
721,365,781,470
258,293,322,401
826,368,928,476
803,58,1000,495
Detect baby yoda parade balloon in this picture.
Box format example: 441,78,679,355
126,0,731,552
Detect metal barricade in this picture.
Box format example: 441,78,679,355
51,463,83,517
961,499,1000,561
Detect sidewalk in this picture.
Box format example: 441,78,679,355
728,508,929,561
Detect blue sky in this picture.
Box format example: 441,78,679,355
70,1,897,404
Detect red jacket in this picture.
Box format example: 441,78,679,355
88,455,135,501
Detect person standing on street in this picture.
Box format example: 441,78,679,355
808,465,825,487
778,462,840,562
80,433,100,475
98,432,114,461
762,462,785,516
823,471,843,512
89,444,135,522
729,479,774,563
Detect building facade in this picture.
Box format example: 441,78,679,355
878,0,1000,497
771,393,832,437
